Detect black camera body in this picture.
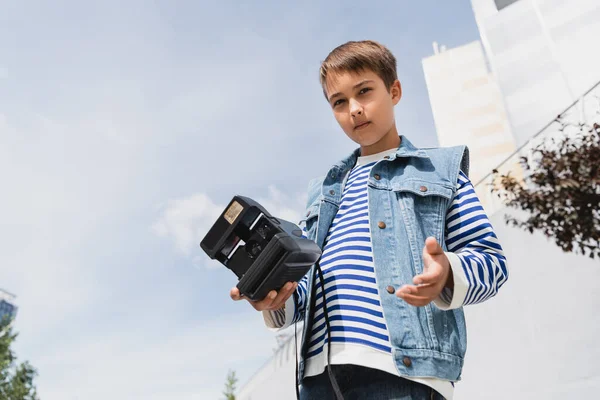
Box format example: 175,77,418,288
200,196,322,301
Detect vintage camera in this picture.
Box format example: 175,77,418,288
200,196,322,301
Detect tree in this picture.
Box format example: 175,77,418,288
0,317,39,400
222,369,237,400
491,115,600,259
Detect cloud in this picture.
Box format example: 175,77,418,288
0,20,310,397
152,185,308,269
0,111,136,335
257,185,308,225
151,193,223,257
0,93,177,353
34,311,280,400
0,3,465,399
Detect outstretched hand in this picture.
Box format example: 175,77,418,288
396,237,453,307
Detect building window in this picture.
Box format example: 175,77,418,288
495,0,520,11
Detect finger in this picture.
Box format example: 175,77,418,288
396,286,433,306
270,282,297,310
230,287,243,301
397,292,432,307
269,282,292,310
413,263,444,285
254,290,278,311
397,284,438,300
424,236,443,256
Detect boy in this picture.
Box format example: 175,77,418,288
231,40,508,400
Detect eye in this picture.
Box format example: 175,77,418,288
359,87,372,95
332,99,345,107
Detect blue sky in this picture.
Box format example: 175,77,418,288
0,1,480,398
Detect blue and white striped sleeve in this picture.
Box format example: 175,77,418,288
433,171,509,310
262,229,312,330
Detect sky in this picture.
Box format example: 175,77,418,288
0,1,480,398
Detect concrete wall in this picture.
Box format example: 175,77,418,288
455,210,600,399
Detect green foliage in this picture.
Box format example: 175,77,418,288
0,317,39,400
492,118,600,259
222,369,237,400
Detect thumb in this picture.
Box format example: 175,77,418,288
424,237,443,256
230,287,243,301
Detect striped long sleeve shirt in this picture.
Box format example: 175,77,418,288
263,149,508,399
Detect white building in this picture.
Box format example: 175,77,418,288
0,288,17,322
452,82,600,399
470,0,600,146
422,40,517,186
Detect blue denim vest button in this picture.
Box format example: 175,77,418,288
374,174,381,180
329,190,335,195
403,357,412,367
386,285,395,294
378,221,386,229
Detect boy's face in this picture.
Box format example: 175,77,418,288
325,69,401,153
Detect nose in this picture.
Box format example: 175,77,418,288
349,99,363,117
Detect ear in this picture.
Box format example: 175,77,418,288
391,79,402,105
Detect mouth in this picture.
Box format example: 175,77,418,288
354,121,371,130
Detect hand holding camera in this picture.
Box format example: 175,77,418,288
229,281,298,311
200,195,321,302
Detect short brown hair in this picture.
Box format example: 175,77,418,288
319,40,398,100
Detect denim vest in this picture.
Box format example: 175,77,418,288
298,135,470,383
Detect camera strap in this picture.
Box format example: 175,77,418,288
295,262,344,400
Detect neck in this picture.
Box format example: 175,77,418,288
360,126,401,156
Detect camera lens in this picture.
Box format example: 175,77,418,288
257,223,270,239
246,240,262,259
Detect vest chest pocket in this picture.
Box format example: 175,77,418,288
393,179,454,243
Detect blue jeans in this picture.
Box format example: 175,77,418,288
299,365,445,400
